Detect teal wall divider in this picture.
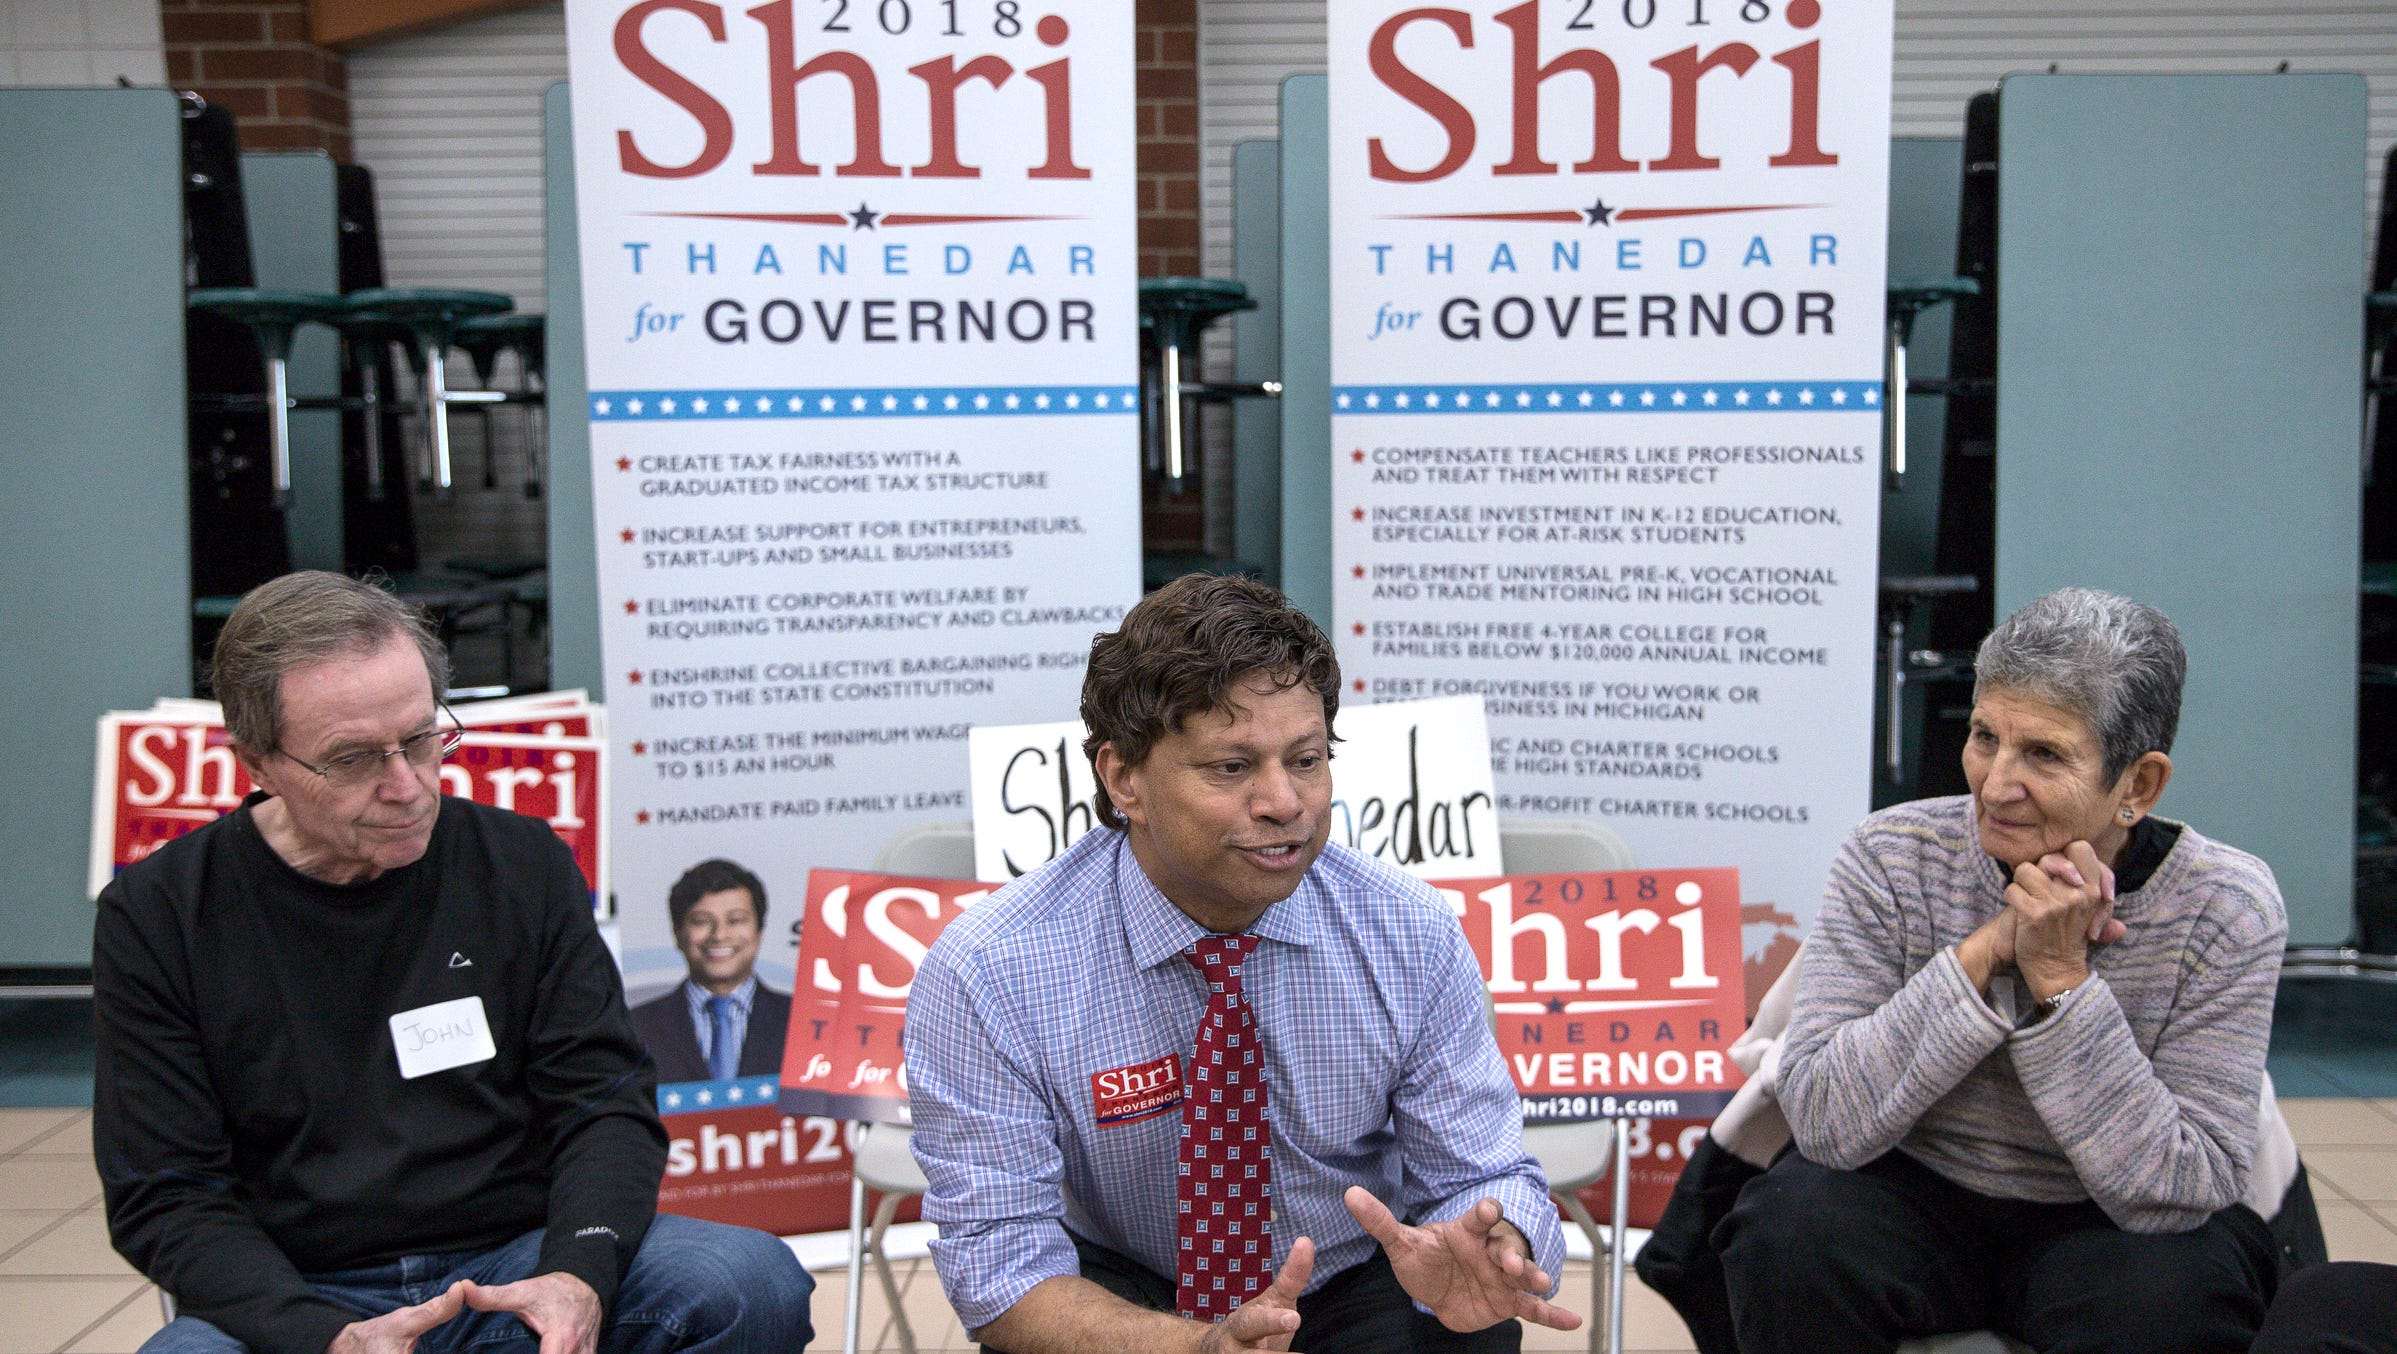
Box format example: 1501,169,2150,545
1994,74,2364,945
1231,138,1282,582
1277,74,1330,630
0,89,190,966
241,151,346,573
544,82,602,700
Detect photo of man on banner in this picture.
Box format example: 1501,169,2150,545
629,858,791,1084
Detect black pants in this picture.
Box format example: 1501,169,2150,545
1714,1149,2276,1354
2251,1262,2397,1353
982,1231,1522,1354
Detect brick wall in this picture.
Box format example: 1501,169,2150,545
1137,0,1200,278
161,0,352,160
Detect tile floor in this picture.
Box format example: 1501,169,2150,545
4,985,2395,1353
1,1099,2394,1353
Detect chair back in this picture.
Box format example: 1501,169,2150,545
1496,818,1635,874
852,1121,931,1194
873,822,977,878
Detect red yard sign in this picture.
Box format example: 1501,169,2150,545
653,1090,895,1236
1433,869,1747,1124
90,703,607,905
777,870,995,1125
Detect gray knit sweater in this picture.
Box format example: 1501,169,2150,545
1779,795,2286,1234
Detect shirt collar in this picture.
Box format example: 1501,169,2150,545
683,974,757,1015
1112,833,1322,970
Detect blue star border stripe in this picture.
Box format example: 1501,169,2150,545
1333,379,1883,413
591,385,1140,421
656,1075,781,1114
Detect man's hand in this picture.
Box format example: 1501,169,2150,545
2009,842,2115,1003
459,1272,603,1354
1197,1236,1313,1353
1342,1188,1580,1334
327,1282,466,1354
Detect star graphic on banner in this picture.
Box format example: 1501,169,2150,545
594,398,611,415
1351,449,1366,463
626,399,644,415
1352,564,1366,579
623,599,638,614
1583,198,1616,226
619,527,634,543
1352,622,1366,636
848,202,880,229
631,741,646,756
1352,506,1365,521
1831,387,1849,404
696,1089,713,1105
787,396,804,412
635,809,651,824
626,670,642,685
615,456,631,472
727,1084,745,1102
1352,678,1366,693
1546,996,1568,1014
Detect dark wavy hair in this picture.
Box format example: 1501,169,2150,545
1079,573,1342,830
668,858,768,930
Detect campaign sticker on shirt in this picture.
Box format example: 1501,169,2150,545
1091,1053,1183,1126
389,995,498,1079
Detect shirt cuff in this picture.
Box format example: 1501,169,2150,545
535,1229,625,1314
1935,944,2015,1041
928,1217,1080,1333
261,1302,356,1354
1423,1174,1568,1299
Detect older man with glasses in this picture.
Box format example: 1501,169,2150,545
92,572,815,1354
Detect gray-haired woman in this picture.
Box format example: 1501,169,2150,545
1715,588,2286,1354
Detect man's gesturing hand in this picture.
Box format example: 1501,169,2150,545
1198,1236,1314,1353
1343,1188,1581,1333
459,1272,603,1354
327,1281,466,1354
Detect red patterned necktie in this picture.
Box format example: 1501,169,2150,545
1176,933,1272,1323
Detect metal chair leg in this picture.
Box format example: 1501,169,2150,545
865,1190,917,1354
1555,1191,1610,1354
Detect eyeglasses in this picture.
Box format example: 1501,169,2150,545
277,710,464,789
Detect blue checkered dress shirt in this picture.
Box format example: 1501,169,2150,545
903,828,1565,1332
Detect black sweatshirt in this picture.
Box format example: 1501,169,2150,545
93,795,666,1354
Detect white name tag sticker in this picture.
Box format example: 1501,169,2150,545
389,995,498,1079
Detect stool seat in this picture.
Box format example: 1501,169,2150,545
187,287,346,358
1138,276,1256,352
2368,289,2397,347
1888,277,1979,346
341,287,513,346
455,313,546,383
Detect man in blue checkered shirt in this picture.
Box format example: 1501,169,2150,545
904,574,1577,1353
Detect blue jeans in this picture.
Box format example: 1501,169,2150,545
140,1215,815,1354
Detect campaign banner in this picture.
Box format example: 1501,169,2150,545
562,0,1142,1001
652,1079,901,1235
1328,0,1893,942
89,702,607,904
777,869,995,1124
967,694,1504,881
1435,868,1745,1122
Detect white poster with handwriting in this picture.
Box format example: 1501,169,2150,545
968,695,1503,882
564,0,1140,996
1328,0,1892,937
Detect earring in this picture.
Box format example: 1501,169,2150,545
2119,809,2136,822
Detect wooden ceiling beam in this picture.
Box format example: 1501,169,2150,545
307,0,550,52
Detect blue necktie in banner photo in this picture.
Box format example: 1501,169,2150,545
1327,0,1894,947
563,0,1139,994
